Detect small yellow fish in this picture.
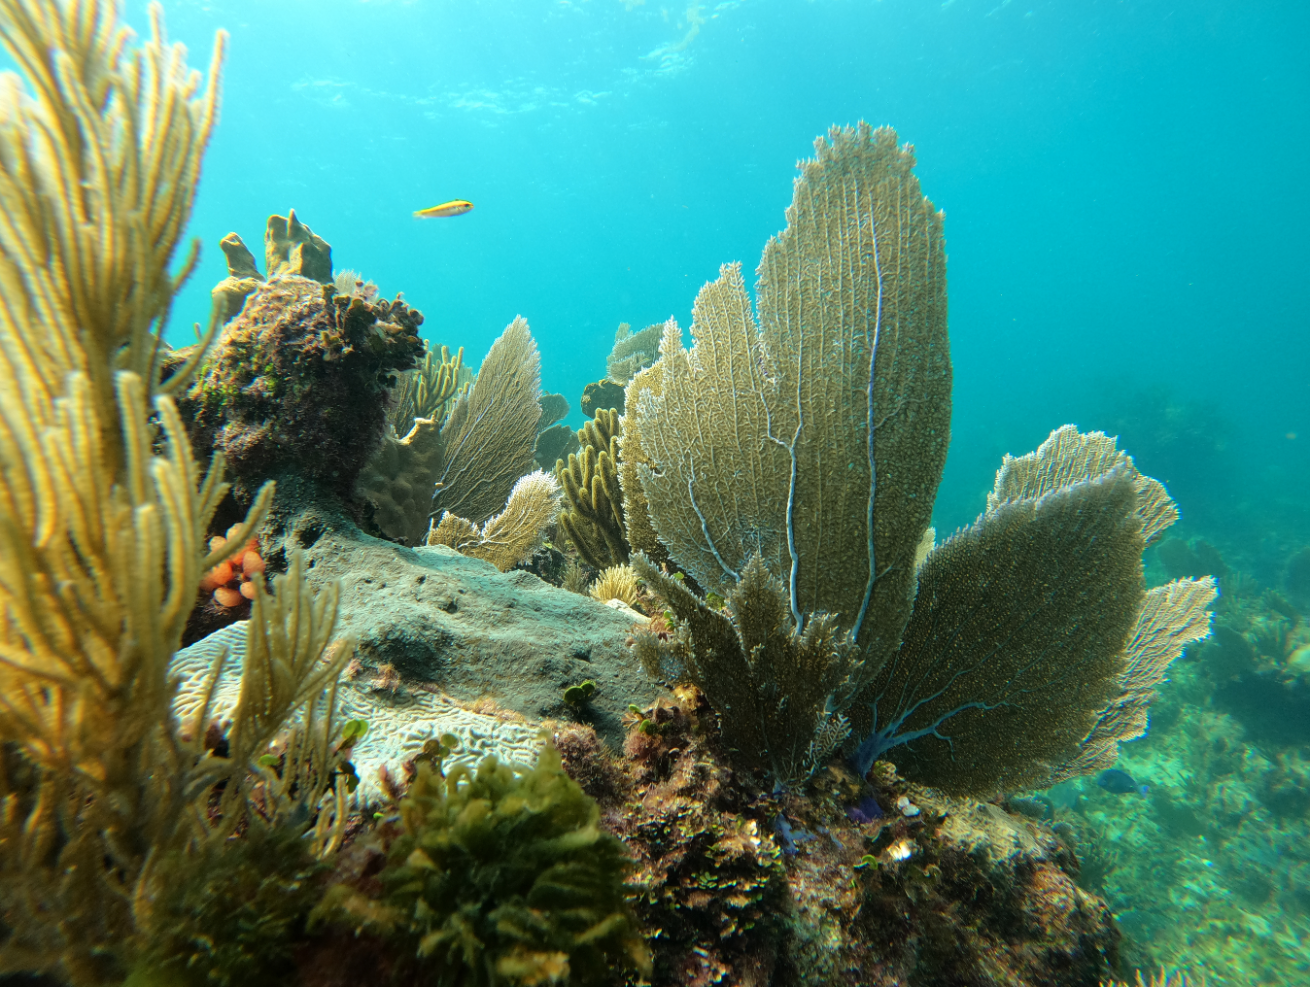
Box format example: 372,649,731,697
414,199,473,219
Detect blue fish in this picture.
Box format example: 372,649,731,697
1096,768,1149,796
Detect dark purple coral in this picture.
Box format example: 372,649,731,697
184,276,424,502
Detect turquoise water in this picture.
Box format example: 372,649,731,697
135,2,1307,981
153,0,1307,546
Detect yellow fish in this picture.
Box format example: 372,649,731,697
414,199,473,219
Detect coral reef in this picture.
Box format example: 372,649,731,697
533,392,577,471
170,494,666,800
169,618,548,805
535,421,580,472
1032,539,1310,987
0,11,1242,974
537,391,570,432
266,209,334,282
853,429,1215,795
557,691,1122,987
557,407,628,570
611,697,789,986
184,232,426,501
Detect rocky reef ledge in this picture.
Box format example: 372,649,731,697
173,486,1121,985
171,482,663,800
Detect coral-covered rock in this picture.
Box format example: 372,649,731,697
557,691,1121,987
787,768,1121,987
571,691,789,987
266,493,665,753
184,275,425,502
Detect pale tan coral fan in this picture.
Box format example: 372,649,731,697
633,124,950,684
990,424,1178,545
606,321,664,385
851,424,1216,796
431,317,542,526
588,564,640,608
427,469,561,571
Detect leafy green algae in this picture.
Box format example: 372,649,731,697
312,739,651,986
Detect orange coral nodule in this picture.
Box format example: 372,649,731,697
213,586,243,608
200,531,264,608
200,560,233,592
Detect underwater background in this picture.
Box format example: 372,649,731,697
165,1,1304,982
8,0,1306,983
147,0,1306,554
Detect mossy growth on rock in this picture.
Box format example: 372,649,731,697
311,737,651,986
126,822,327,987
183,271,426,502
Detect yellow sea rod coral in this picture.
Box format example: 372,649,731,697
589,564,640,607
0,3,351,983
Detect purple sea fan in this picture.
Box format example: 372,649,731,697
846,795,883,825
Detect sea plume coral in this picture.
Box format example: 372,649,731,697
0,3,351,982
